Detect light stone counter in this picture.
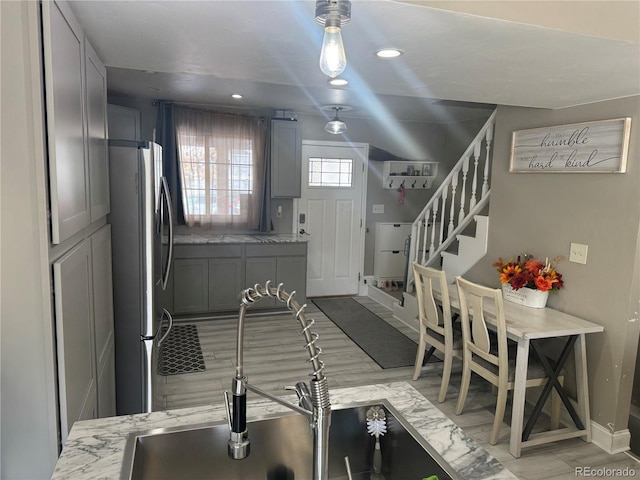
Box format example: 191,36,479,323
52,382,516,480
173,230,307,245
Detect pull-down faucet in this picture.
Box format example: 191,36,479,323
226,282,332,480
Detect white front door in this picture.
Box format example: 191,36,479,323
297,142,367,297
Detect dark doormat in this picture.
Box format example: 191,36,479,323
158,324,206,376
312,297,428,369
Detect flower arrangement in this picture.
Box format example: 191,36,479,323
492,254,564,293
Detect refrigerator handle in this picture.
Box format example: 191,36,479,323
160,176,174,290
156,308,174,348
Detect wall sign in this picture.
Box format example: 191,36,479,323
509,117,631,173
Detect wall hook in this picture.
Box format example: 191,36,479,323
411,180,417,188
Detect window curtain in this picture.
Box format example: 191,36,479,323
174,107,267,230
259,116,273,232
155,101,186,225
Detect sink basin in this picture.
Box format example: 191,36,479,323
121,400,460,480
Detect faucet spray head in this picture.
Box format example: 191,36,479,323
228,376,250,460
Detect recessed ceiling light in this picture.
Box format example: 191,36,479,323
231,94,243,99
376,48,403,58
329,78,349,86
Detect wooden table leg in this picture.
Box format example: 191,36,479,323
574,333,592,441
510,338,529,458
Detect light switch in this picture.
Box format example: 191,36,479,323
569,243,588,264
372,204,384,214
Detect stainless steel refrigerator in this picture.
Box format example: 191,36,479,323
108,140,174,415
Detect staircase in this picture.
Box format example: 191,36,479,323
391,110,496,327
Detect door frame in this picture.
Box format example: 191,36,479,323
293,140,369,296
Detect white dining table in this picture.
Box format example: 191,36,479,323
434,283,604,458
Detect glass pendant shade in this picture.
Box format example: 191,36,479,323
319,25,347,78
325,108,347,134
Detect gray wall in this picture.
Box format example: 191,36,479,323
1,1,60,477
465,97,640,433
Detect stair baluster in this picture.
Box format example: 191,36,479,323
404,110,496,293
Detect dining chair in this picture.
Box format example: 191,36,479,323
454,276,562,445
411,263,463,403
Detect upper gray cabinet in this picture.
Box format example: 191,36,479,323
42,0,109,243
271,119,301,198
42,0,89,243
107,104,141,141
85,39,109,222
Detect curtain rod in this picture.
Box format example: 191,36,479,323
153,100,271,120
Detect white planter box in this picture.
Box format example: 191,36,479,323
501,283,549,309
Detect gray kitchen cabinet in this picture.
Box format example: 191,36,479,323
173,258,209,314
277,255,307,305
170,243,306,315
52,239,97,443
209,257,243,311
246,243,307,308
90,225,115,418
85,39,109,222
171,245,243,314
108,104,141,141
271,119,301,198
42,0,90,243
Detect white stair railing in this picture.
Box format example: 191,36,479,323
406,110,496,291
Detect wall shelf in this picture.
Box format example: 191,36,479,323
383,161,438,189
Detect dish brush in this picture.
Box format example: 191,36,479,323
366,406,387,478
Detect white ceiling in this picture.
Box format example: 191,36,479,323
68,0,640,123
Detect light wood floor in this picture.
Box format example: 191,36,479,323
156,296,639,480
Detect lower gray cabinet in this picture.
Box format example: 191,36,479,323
170,242,306,315
245,243,307,309
208,257,243,311
173,258,209,314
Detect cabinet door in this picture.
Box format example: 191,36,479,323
53,239,97,442
173,258,209,314
42,0,90,243
209,258,243,311
107,104,141,141
245,257,277,308
90,225,115,417
271,119,301,198
277,256,307,306
85,39,109,222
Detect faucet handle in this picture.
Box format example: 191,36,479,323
285,382,313,411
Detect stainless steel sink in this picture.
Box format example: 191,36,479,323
121,400,460,480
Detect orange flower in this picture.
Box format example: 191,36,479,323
499,265,521,284
525,259,543,275
535,276,553,292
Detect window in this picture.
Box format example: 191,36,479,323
308,157,353,187
175,108,265,229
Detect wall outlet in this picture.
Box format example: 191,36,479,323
276,205,283,218
372,204,384,214
569,242,588,264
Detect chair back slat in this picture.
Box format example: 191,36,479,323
413,263,451,336
456,276,509,372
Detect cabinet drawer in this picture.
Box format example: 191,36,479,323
374,250,407,279
375,223,411,251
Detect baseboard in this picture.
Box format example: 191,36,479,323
591,422,631,454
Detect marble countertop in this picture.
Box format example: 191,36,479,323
52,382,516,480
173,231,308,245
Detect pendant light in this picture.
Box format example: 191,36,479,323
325,107,347,134
315,0,351,78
